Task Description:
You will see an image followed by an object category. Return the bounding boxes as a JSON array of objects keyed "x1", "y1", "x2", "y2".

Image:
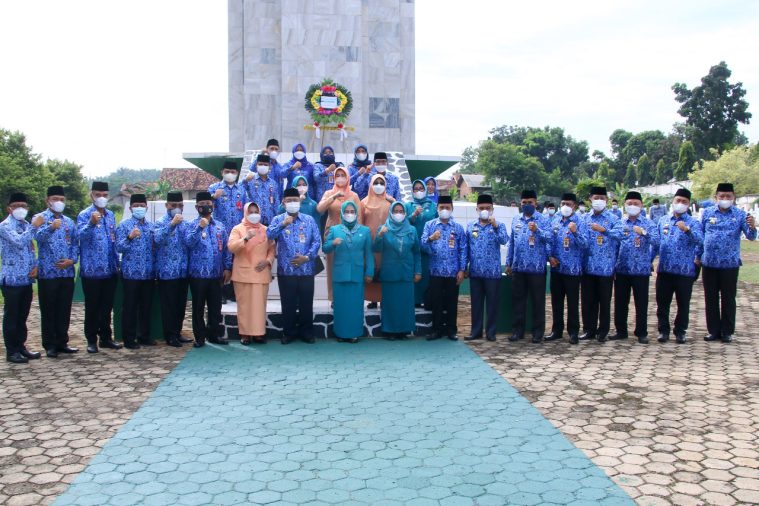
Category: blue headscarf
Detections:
[
  {"x1": 289, "y1": 143, "x2": 310, "y2": 165},
  {"x1": 352, "y1": 144, "x2": 371, "y2": 168},
  {"x1": 320, "y1": 145, "x2": 335, "y2": 165},
  {"x1": 424, "y1": 177, "x2": 439, "y2": 203}
]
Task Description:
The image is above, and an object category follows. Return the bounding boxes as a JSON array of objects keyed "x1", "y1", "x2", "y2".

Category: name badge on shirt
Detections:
[
  {"x1": 663, "y1": 225, "x2": 669, "y2": 235},
  {"x1": 634, "y1": 236, "x2": 641, "y2": 248},
  {"x1": 528, "y1": 235, "x2": 535, "y2": 247},
  {"x1": 448, "y1": 232, "x2": 455, "y2": 249},
  {"x1": 597, "y1": 235, "x2": 604, "y2": 246},
  {"x1": 710, "y1": 217, "x2": 717, "y2": 225},
  {"x1": 299, "y1": 233, "x2": 306, "y2": 243},
  {"x1": 563, "y1": 236, "x2": 570, "y2": 250}
]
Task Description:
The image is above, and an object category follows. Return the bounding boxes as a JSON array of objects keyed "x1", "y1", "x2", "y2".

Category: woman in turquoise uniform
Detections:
[
  {"x1": 373, "y1": 202, "x2": 422, "y2": 339},
  {"x1": 278, "y1": 176, "x2": 320, "y2": 223},
  {"x1": 404, "y1": 179, "x2": 438, "y2": 307},
  {"x1": 322, "y1": 201, "x2": 374, "y2": 343}
]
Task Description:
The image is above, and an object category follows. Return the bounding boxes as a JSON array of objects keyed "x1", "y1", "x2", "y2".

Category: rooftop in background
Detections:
[{"x1": 160, "y1": 167, "x2": 219, "y2": 191}]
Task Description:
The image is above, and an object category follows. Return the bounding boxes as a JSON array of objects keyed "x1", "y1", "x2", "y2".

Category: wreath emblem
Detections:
[{"x1": 304, "y1": 78, "x2": 353, "y2": 127}]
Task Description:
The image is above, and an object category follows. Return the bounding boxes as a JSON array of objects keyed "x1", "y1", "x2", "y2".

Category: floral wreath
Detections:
[{"x1": 304, "y1": 78, "x2": 353, "y2": 128}]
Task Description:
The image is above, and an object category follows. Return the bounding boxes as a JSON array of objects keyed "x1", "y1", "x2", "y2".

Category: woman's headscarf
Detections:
[
  {"x1": 291, "y1": 175, "x2": 315, "y2": 203},
  {"x1": 424, "y1": 177, "x2": 439, "y2": 202},
  {"x1": 385, "y1": 201, "x2": 415, "y2": 238},
  {"x1": 411, "y1": 179, "x2": 431, "y2": 204},
  {"x1": 333, "y1": 166, "x2": 350, "y2": 190},
  {"x1": 340, "y1": 201, "x2": 359, "y2": 233},
  {"x1": 240, "y1": 202, "x2": 268, "y2": 245},
  {"x1": 320, "y1": 145, "x2": 335, "y2": 164},
  {"x1": 362, "y1": 174, "x2": 388, "y2": 211},
  {"x1": 352, "y1": 143, "x2": 371, "y2": 168},
  {"x1": 289, "y1": 143, "x2": 310, "y2": 165}
]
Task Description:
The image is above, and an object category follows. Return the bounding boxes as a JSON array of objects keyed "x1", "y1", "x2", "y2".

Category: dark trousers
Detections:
[
  {"x1": 511, "y1": 272, "x2": 545, "y2": 337},
  {"x1": 614, "y1": 274, "x2": 649, "y2": 338},
  {"x1": 2, "y1": 284, "x2": 33, "y2": 356},
  {"x1": 189, "y1": 277, "x2": 223, "y2": 342},
  {"x1": 656, "y1": 272, "x2": 694, "y2": 334},
  {"x1": 428, "y1": 276, "x2": 460, "y2": 336},
  {"x1": 550, "y1": 272, "x2": 581, "y2": 336},
  {"x1": 581, "y1": 274, "x2": 613, "y2": 337},
  {"x1": 158, "y1": 278, "x2": 188, "y2": 341},
  {"x1": 38, "y1": 277, "x2": 75, "y2": 350},
  {"x1": 702, "y1": 266, "x2": 739, "y2": 337},
  {"x1": 470, "y1": 277, "x2": 500, "y2": 338},
  {"x1": 82, "y1": 276, "x2": 117, "y2": 344},
  {"x1": 122, "y1": 278, "x2": 155, "y2": 345},
  {"x1": 278, "y1": 275, "x2": 315, "y2": 339}
]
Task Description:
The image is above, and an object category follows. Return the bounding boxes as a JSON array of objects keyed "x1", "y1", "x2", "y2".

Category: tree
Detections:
[
  {"x1": 458, "y1": 146, "x2": 478, "y2": 174},
  {"x1": 475, "y1": 140, "x2": 544, "y2": 201},
  {"x1": 674, "y1": 140, "x2": 697, "y2": 180},
  {"x1": 103, "y1": 167, "x2": 162, "y2": 190},
  {"x1": 594, "y1": 160, "x2": 616, "y2": 185},
  {"x1": 654, "y1": 159, "x2": 668, "y2": 184},
  {"x1": 636, "y1": 153, "x2": 653, "y2": 186},
  {"x1": 673, "y1": 61, "x2": 752, "y2": 159},
  {"x1": 689, "y1": 145, "x2": 759, "y2": 200},
  {"x1": 624, "y1": 163, "x2": 637, "y2": 187},
  {"x1": 0, "y1": 129, "x2": 50, "y2": 213},
  {"x1": 543, "y1": 168, "x2": 573, "y2": 197},
  {"x1": 574, "y1": 177, "x2": 606, "y2": 201}
]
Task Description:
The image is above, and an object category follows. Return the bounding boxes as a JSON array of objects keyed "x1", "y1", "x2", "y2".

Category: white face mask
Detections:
[
  {"x1": 479, "y1": 210, "x2": 490, "y2": 220},
  {"x1": 560, "y1": 205, "x2": 573, "y2": 217},
  {"x1": 718, "y1": 199, "x2": 733, "y2": 209},
  {"x1": 285, "y1": 201, "x2": 301, "y2": 214},
  {"x1": 343, "y1": 213, "x2": 357, "y2": 223},
  {"x1": 51, "y1": 201, "x2": 66, "y2": 213},
  {"x1": 673, "y1": 202, "x2": 689, "y2": 215},
  {"x1": 247, "y1": 213, "x2": 261, "y2": 224},
  {"x1": 612, "y1": 205, "x2": 619, "y2": 210},
  {"x1": 578, "y1": 206, "x2": 586, "y2": 212},
  {"x1": 293, "y1": 151, "x2": 306, "y2": 160},
  {"x1": 11, "y1": 208, "x2": 28, "y2": 221},
  {"x1": 375, "y1": 164, "x2": 387, "y2": 173},
  {"x1": 94, "y1": 196, "x2": 109, "y2": 208},
  {"x1": 414, "y1": 191, "x2": 426, "y2": 200},
  {"x1": 438, "y1": 209, "x2": 452, "y2": 220},
  {"x1": 356, "y1": 153, "x2": 368, "y2": 162},
  {"x1": 223, "y1": 172, "x2": 237, "y2": 183},
  {"x1": 268, "y1": 150, "x2": 279, "y2": 160},
  {"x1": 335, "y1": 177, "x2": 347, "y2": 187},
  {"x1": 392, "y1": 213, "x2": 406, "y2": 223},
  {"x1": 626, "y1": 205, "x2": 641, "y2": 217},
  {"x1": 372, "y1": 184, "x2": 385, "y2": 195},
  {"x1": 591, "y1": 200, "x2": 607, "y2": 212},
  {"x1": 548, "y1": 209, "x2": 556, "y2": 216},
  {"x1": 297, "y1": 186, "x2": 308, "y2": 195},
  {"x1": 256, "y1": 165, "x2": 269, "y2": 176}
]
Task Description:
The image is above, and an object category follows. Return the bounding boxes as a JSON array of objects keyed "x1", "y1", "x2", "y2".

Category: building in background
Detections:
[{"x1": 159, "y1": 168, "x2": 220, "y2": 201}]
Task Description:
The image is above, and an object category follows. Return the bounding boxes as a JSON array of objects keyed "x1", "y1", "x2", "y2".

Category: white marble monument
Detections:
[{"x1": 228, "y1": 0, "x2": 415, "y2": 154}]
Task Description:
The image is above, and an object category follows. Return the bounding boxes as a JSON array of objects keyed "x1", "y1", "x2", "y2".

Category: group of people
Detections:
[{"x1": 1, "y1": 138, "x2": 755, "y2": 363}]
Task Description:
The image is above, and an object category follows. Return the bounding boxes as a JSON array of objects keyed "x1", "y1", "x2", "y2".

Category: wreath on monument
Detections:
[{"x1": 304, "y1": 78, "x2": 353, "y2": 128}]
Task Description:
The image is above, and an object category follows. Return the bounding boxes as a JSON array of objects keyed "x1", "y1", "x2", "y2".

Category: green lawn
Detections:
[{"x1": 738, "y1": 240, "x2": 759, "y2": 284}]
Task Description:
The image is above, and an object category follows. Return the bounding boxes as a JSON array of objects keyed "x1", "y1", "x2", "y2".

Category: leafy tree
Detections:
[
  {"x1": 654, "y1": 159, "x2": 668, "y2": 184},
  {"x1": 448, "y1": 186, "x2": 459, "y2": 201},
  {"x1": 458, "y1": 146, "x2": 478, "y2": 174},
  {"x1": 574, "y1": 177, "x2": 606, "y2": 201},
  {"x1": 46, "y1": 159, "x2": 89, "y2": 216},
  {"x1": 673, "y1": 61, "x2": 752, "y2": 159},
  {"x1": 543, "y1": 168, "x2": 573, "y2": 197},
  {"x1": 475, "y1": 141, "x2": 544, "y2": 201},
  {"x1": 103, "y1": 167, "x2": 162, "y2": 190},
  {"x1": 594, "y1": 160, "x2": 616, "y2": 185},
  {"x1": 636, "y1": 153, "x2": 653, "y2": 186},
  {"x1": 675, "y1": 140, "x2": 697, "y2": 180},
  {"x1": 689, "y1": 145, "x2": 759, "y2": 200},
  {"x1": 624, "y1": 163, "x2": 637, "y2": 187},
  {"x1": 465, "y1": 191, "x2": 479, "y2": 203},
  {"x1": 1, "y1": 129, "x2": 51, "y2": 213}
]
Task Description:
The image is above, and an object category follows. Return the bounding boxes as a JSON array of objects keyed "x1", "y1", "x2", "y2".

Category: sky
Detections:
[{"x1": 1, "y1": 0, "x2": 758, "y2": 177}]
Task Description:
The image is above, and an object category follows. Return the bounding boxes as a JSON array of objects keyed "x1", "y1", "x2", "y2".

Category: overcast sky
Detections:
[{"x1": 1, "y1": 0, "x2": 758, "y2": 177}]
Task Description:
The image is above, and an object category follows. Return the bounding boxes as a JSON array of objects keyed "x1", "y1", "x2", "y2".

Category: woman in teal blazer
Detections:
[
  {"x1": 404, "y1": 179, "x2": 438, "y2": 307},
  {"x1": 373, "y1": 201, "x2": 422, "y2": 339},
  {"x1": 322, "y1": 201, "x2": 374, "y2": 342}
]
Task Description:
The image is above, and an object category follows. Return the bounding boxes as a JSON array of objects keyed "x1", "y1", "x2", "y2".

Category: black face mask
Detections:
[
  {"x1": 197, "y1": 205, "x2": 213, "y2": 216},
  {"x1": 321, "y1": 154, "x2": 335, "y2": 165}
]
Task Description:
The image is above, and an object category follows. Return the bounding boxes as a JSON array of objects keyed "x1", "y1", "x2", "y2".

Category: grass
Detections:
[{"x1": 738, "y1": 240, "x2": 759, "y2": 283}]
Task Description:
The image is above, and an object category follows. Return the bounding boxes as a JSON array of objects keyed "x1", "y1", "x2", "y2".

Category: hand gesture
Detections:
[
  {"x1": 290, "y1": 255, "x2": 309, "y2": 267},
  {"x1": 413, "y1": 207, "x2": 422, "y2": 217},
  {"x1": 199, "y1": 218, "x2": 209, "y2": 229},
  {"x1": 327, "y1": 164, "x2": 336, "y2": 172},
  {"x1": 171, "y1": 214, "x2": 184, "y2": 226},
  {"x1": 282, "y1": 215, "x2": 294, "y2": 226},
  {"x1": 55, "y1": 259, "x2": 74, "y2": 270},
  {"x1": 568, "y1": 222, "x2": 577, "y2": 233},
  {"x1": 90, "y1": 212, "x2": 102, "y2": 225},
  {"x1": 332, "y1": 191, "x2": 344, "y2": 200},
  {"x1": 378, "y1": 226, "x2": 388, "y2": 237},
  {"x1": 488, "y1": 216, "x2": 497, "y2": 226},
  {"x1": 32, "y1": 215, "x2": 45, "y2": 228},
  {"x1": 455, "y1": 271, "x2": 465, "y2": 285},
  {"x1": 358, "y1": 166, "x2": 367, "y2": 175},
  {"x1": 676, "y1": 221, "x2": 688, "y2": 232},
  {"x1": 128, "y1": 227, "x2": 141, "y2": 240},
  {"x1": 213, "y1": 188, "x2": 224, "y2": 199},
  {"x1": 591, "y1": 223, "x2": 604, "y2": 233},
  {"x1": 748, "y1": 214, "x2": 756, "y2": 229},
  {"x1": 632, "y1": 225, "x2": 644, "y2": 235},
  {"x1": 255, "y1": 260, "x2": 270, "y2": 272},
  {"x1": 549, "y1": 257, "x2": 560, "y2": 268},
  {"x1": 364, "y1": 276, "x2": 373, "y2": 284},
  {"x1": 528, "y1": 221, "x2": 537, "y2": 232},
  {"x1": 29, "y1": 266, "x2": 37, "y2": 279},
  {"x1": 429, "y1": 230, "x2": 441, "y2": 241},
  {"x1": 413, "y1": 274, "x2": 422, "y2": 283},
  {"x1": 246, "y1": 172, "x2": 255, "y2": 182},
  {"x1": 332, "y1": 237, "x2": 343, "y2": 246},
  {"x1": 505, "y1": 266, "x2": 513, "y2": 276},
  {"x1": 292, "y1": 161, "x2": 302, "y2": 170},
  {"x1": 245, "y1": 230, "x2": 256, "y2": 240},
  {"x1": 51, "y1": 218, "x2": 62, "y2": 230},
  {"x1": 223, "y1": 270, "x2": 232, "y2": 284}
]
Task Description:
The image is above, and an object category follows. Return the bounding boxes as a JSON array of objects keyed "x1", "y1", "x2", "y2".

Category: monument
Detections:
[{"x1": 227, "y1": 0, "x2": 416, "y2": 153}]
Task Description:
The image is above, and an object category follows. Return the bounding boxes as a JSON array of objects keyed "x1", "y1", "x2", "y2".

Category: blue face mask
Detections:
[
  {"x1": 168, "y1": 207, "x2": 182, "y2": 217},
  {"x1": 522, "y1": 204, "x2": 535, "y2": 216},
  {"x1": 132, "y1": 207, "x2": 147, "y2": 220}
]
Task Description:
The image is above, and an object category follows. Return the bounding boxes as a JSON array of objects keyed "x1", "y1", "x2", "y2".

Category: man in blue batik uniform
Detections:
[
  {"x1": 465, "y1": 194, "x2": 508, "y2": 342},
  {"x1": 154, "y1": 191, "x2": 192, "y2": 347},
  {"x1": 246, "y1": 139, "x2": 285, "y2": 199},
  {"x1": 352, "y1": 152, "x2": 402, "y2": 201},
  {"x1": 267, "y1": 187, "x2": 322, "y2": 344},
  {"x1": 701, "y1": 182, "x2": 757, "y2": 343},
  {"x1": 77, "y1": 181, "x2": 122, "y2": 353},
  {"x1": 116, "y1": 193, "x2": 155, "y2": 349},
  {"x1": 610, "y1": 199, "x2": 622, "y2": 219},
  {"x1": 656, "y1": 188, "x2": 703, "y2": 344},
  {"x1": 546, "y1": 193, "x2": 587, "y2": 345},
  {"x1": 1, "y1": 192, "x2": 40, "y2": 364},
  {"x1": 243, "y1": 153, "x2": 281, "y2": 226},
  {"x1": 648, "y1": 198, "x2": 667, "y2": 223},
  {"x1": 506, "y1": 190, "x2": 551, "y2": 343},
  {"x1": 609, "y1": 191, "x2": 660, "y2": 344},
  {"x1": 580, "y1": 186, "x2": 622, "y2": 343},
  {"x1": 31, "y1": 186, "x2": 79, "y2": 357},
  {"x1": 186, "y1": 192, "x2": 232, "y2": 348}
]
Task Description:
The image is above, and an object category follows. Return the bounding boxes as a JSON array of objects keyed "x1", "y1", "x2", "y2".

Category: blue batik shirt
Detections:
[
  {"x1": 506, "y1": 212, "x2": 551, "y2": 274},
  {"x1": 77, "y1": 205, "x2": 119, "y2": 279},
  {"x1": 153, "y1": 213, "x2": 190, "y2": 280},
  {"x1": 465, "y1": 220, "x2": 508, "y2": 279},
  {"x1": 243, "y1": 175, "x2": 281, "y2": 226},
  {"x1": 208, "y1": 181, "x2": 247, "y2": 233},
  {"x1": 657, "y1": 213, "x2": 704, "y2": 277},
  {"x1": 266, "y1": 212, "x2": 321, "y2": 276},
  {"x1": 648, "y1": 205, "x2": 667, "y2": 222},
  {"x1": 610, "y1": 208, "x2": 622, "y2": 219},
  {"x1": 185, "y1": 217, "x2": 232, "y2": 279},
  {"x1": 549, "y1": 213, "x2": 588, "y2": 276},
  {"x1": 116, "y1": 217, "x2": 155, "y2": 280},
  {"x1": 701, "y1": 205, "x2": 758, "y2": 269},
  {"x1": 420, "y1": 218, "x2": 468, "y2": 277},
  {"x1": 612, "y1": 215, "x2": 659, "y2": 276},
  {"x1": 582, "y1": 210, "x2": 621, "y2": 277},
  {"x1": 353, "y1": 169, "x2": 402, "y2": 201},
  {"x1": 248, "y1": 160, "x2": 284, "y2": 199},
  {"x1": 313, "y1": 162, "x2": 346, "y2": 204},
  {"x1": 33, "y1": 209, "x2": 79, "y2": 280},
  {"x1": 0, "y1": 215, "x2": 37, "y2": 286}
]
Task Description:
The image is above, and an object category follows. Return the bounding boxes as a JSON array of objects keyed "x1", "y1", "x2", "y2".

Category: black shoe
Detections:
[
  {"x1": 721, "y1": 335, "x2": 733, "y2": 343},
  {"x1": 704, "y1": 334, "x2": 720, "y2": 342},
  {"x1": 638, "y1": 336, "x2": 649, "y2": 344},
  {"x1": 675, "y1": 333, "x2": 687, "y2": 344},
  {"x1": 177, "y1": 336, "x2": 193, "y2": 344},
  {"x1": 569, "y1": 334, "x2": 579, "y2": 345},
  {"x1": 544, "y1": 332, "x2": 562, "y2": 342},
  {"x1": 348, "y1": 338, "x2": 359, "y2": 344},
  {"x1": 281, "y1": 336, "x2": 293, "y2": 345},
  {"x1": 138, "y1": 339, "x2": 158, "y2": 346},
  {"x1": 46, "y1": 348, "x2": 59, "y2": 358},
  {"x1": 657, "y1": 333, "x2": 670, "y2": 343},
  {"x1": 302, "y1": 337, "x2": 316, "y2": 344},
  {"x1": 426, "y1": 333, "x2": 443, "y2": 341},
  {"x1": 447, "y1": 335, "x2": 458, "y2": 341},
  {"x1": 124, "y1": 342, "x2": 141, "y2": 350},
  {"x1": 384, "y1": 336, "x2": 397, "y2": 341},
  {"x1": 367, "y1": 302, "x2": 378, "y2": 309},
  {"x1": 208, "y1": 336, "x2": 229, "y2": 345},
  {"x1": 86, "y1": 344, "x2": 99, "y2": 353},
  {"x1": 100, "y1": 340, "x2": 122, "y2": 350},
  {"x1": 166, "y1": 339, "x2": 182, "y2": 348},
  {"x1": 531, "y1": 335, "x2": 543, "y2": 344},
  {"x1": 20, "y1": 348, "x2": 41, "y2": 360},
  {"x1": 597, "y1": 333, "x2": 607, "y2": 343},
  {"x1": 193, "y1": 339, "x2": 205, "y2": 348},
  {"x1": 578, "y1": 332, "x2": 594, "y2": 341},
  {"x1": 465, "y1": 335, "x2": 482, "y2": 341},
  {"x1": 486, "y1": 335, "x2": 497, "y2": 342},
  {"x1": 57, "y1": 346, "x2": 78, "y2": 354},
  {"x1": 6, "y1": 352, "x2": 28, "y2": 364},
  {"x1": 608, "y1": 333, "x2": 628, "y2": 341},
  {"x1": 508, "y1": 334, "x2": 524, "y2": 342}
]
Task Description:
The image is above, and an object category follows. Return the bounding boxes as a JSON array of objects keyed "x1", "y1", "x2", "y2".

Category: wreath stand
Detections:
[{"x1": 305, "y1": 124, "x2": 356, "y2": 153}]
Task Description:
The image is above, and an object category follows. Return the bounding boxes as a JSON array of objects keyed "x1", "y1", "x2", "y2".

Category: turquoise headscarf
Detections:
[
  {"x1": 292, "y1": 175, "x2": 315, "y2": 202},
  {"x1": 411, "y1": 179, "x2": 431, "y2": 204},
  {"x1": 385, "y1": 201, "x2": 415, "y2": 238},
  {"x1": 340, "y1": 200, "x2": 359, "y2": 233}
]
